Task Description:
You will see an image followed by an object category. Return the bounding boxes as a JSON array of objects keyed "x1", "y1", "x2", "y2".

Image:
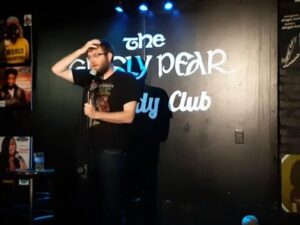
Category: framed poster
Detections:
[
  {"x1": 0, "y1": 14, "x2": 32, "y2": 109},
  {"x1": 0, "y1": 136, "x2": 32, "y2": 172},
  {"x1": 0, "y1": 66, "x2": 32, "y2": 108}
]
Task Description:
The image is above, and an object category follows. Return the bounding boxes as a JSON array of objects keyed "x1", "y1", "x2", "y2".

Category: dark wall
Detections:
[
  {"x1": 1, "y1": 0, "x2": 278, "y2": 218},
  {"x1": 149, "y1": 1, "x2": 278, "y2": 205}
]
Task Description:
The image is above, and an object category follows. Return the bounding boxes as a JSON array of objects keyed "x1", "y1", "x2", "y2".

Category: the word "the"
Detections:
[{"x1": 123, "y1": 33, "x2": 166, "y2": 51}]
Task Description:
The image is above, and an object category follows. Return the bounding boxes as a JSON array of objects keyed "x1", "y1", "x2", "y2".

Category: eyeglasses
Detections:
[{"x1": 87, "y1": 52, "x2": 107, "y2": 59}]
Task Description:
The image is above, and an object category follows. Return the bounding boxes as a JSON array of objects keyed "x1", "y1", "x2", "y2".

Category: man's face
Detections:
[
  {"x1": 7, "y1": 24, "x2": 20, "y2": 43},
  {"x1": 6, "y1": 74, "x2": 17, "y2": 87},
  {"x1": 87, "y1": 47, "x2": 110, "y2": 76}
]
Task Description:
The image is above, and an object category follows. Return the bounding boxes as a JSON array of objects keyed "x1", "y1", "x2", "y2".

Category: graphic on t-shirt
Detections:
[{"x1": 89, "y1": 79, "x2": 114, "y2": 112}]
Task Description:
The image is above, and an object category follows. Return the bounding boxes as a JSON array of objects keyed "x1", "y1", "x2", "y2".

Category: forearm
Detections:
[
  {"x1": 93, "y1": 111, "x2": 135, "y2": 124},
  {"x1": 51, "y1": 49, "x2": 83, "y2": 76},
  {"x1": 51, "y1": 39, "x2": 101, "y2": 82},
  {"x1": 85, "y1": 100, "x2": 137, "y2": 124}
]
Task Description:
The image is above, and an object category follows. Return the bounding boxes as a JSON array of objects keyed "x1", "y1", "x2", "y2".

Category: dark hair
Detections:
[
  {"x1": 0, "y1": 137, "x2": 19, "y2": 171},
  {"x1": 100, "y1": 40, "x2": 115, "y2": 60},
  {"x1": 4, "y1": 68, "x2": 18, "y2": 79}
]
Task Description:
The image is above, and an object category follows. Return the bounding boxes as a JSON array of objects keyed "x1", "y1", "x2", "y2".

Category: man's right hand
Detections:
[{"x1": 79, "y1": 39, "x2": 101, "y2": 55}]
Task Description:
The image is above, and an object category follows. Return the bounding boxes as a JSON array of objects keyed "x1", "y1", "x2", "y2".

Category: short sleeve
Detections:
[
  {"x1": 121, "y1": 73, "x2": 140, "y2": 105},
  {"x1": 72, "y1": 69, "x2": 92, "y2": 87}
]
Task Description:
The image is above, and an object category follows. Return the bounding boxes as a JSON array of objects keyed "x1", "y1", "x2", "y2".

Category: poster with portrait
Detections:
[
  {"x1": 0, "y1": 66, "x2": 32, "y2": 108},
  {"x1": 0, "y1": 14, "x2": 32, "y2": 110},
  {"x1": 0, "y1": 136, "x2": 32, "y2": 172}
]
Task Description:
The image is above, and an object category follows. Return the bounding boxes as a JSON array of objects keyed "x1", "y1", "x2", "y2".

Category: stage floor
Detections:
[
  {"x1": 125, "y1": 200, "x2": 300, "y2": 225},
  {"x1": 1, "y1": 200, "x2": 299, "y2": 225}
]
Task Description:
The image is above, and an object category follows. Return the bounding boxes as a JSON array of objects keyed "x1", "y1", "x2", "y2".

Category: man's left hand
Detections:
[{"x1": 84, "y1": 103, "x2": 96, "y2": 119}]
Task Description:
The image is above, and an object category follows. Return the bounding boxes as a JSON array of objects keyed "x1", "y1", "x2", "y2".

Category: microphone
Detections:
[
  {"x1": 90, "y1": 69, "x2": 103, "y2": 78},
  {"x1": 90, "y1": 69, "x2": 97, "y2": 76}
]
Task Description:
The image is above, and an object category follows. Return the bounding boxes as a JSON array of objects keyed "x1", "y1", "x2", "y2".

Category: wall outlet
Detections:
[{"x1": 235, "y1": 129, "x2": 244, "y2": 144}]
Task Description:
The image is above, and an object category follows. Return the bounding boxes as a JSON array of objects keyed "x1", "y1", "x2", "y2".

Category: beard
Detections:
[{"x1": 94, "y1": 63, "x2": 110, "y2": 77}]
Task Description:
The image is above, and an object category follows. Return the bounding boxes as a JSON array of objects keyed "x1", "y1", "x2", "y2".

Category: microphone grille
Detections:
[{"x1": 90, "y1": 69, "x2": 97, "y2": 76}]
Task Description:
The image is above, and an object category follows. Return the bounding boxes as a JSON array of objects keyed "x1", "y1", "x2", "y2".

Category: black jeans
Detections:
[{"x1": 88, "y1": 149, "x2": 125, "y2": 225}]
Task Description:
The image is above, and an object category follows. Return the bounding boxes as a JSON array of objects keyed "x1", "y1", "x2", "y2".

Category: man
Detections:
[
  {"x1": 4, "y1": 16, "x2": 30, "y2": 64},
  {"x1": 51, "y1": 39, "x2": 139, "y2": 225},
  {"x1": 0, "y1": 67, "x2": 26, "y2": 108}
]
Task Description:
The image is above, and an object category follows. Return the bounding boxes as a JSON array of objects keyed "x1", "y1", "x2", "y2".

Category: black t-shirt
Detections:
[{"x1": 72, "y1": 69, "x2": 139, "y2": 150}]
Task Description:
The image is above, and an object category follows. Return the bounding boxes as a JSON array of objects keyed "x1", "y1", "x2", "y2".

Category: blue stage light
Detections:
[
  {"x1": 115, "y1": 6, "x2": 124, "y2": 13},
  {"x1": 164, "y1": 1, "x2": 174, "y2": 11},
  {"x1": 139, "y1": 3, "x2": 148, "y2": 12}
]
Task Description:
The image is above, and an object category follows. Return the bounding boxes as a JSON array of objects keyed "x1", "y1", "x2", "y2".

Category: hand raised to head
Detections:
[{"x1": 79, "y1": 39, "x2": 101, "y2": 55}]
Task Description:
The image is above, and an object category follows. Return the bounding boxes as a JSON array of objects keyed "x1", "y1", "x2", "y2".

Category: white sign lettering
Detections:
[
  {"x1": 69, "y1": 33, "x2": 233, "y2": 114},
  {"x1": 123, "y1": 32, "x2": 166, "y2": 51},
  {"x1": 169, "y1": 90, "x2": 211, "y2": 112},
  {"x1": 157, "y1": 50, "x2": 230, "y2": 77}
]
